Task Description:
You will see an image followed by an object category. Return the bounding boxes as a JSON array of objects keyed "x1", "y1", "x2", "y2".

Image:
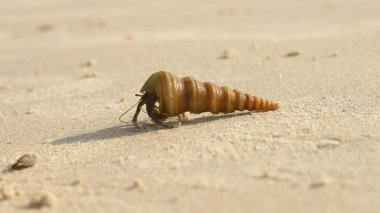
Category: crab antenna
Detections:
[{"x1": 119, "y1": 99, "x2": 142, "y2": 123}]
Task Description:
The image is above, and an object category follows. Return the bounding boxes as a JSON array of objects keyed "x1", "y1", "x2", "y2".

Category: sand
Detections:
[{"x1": 1, "y1": 0, "x2": 380, "y2": 212}]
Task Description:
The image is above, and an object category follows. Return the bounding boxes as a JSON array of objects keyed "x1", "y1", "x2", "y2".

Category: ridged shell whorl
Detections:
[{"x1": 141, "y1": 71, "x2": 279, "y2": 117}]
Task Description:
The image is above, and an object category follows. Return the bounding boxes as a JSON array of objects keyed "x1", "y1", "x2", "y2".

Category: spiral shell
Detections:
[{"x1": 141, "y1": 71, "x2": 279, "y2": 117}]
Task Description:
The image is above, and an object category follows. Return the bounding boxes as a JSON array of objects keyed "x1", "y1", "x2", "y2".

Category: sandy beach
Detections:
[{"x1": 1, "y1": 0, "x2": 380, "y2": 212}]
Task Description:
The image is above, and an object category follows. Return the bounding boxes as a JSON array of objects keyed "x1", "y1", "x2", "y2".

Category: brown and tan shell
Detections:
[{"x1": 140, "y1": 71, "x2": 279, "y2": 117}]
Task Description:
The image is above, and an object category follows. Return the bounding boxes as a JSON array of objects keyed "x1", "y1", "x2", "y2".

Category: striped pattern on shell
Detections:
[{"x1": 140, "y1": 71, "x2": 279, "y2": 117}]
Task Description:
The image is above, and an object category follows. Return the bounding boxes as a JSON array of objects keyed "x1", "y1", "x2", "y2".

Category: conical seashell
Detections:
[{"x1": 140, "y1": 71, "x2": 279, "y2": 117}]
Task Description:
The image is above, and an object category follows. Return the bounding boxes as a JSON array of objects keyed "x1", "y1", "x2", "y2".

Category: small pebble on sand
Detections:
[
  {"x1": 71, "y1": 178, "x2": 84, "y2": 186},
  {"x1": 254, "y1": 171, "x2": 281, "y2": 181},
  {"x1": 117, "y1": 97, "x2": 126, "y2": 103},
  {"x1": 309, "y1": 177, "x2": 332, "y2": 189},
  {"x1": 28, "y1": 193, "x2": 57, "y2": 208},
  {"x1": 317, "y1": 139, "x2": 341, "y2": 149},
  {"x1": 284, "y1": 51, "x2": 301, "y2": 57},
  {"x1": 11, "y1": 154, "x2": 37, "y2": 170},
  {"x1": 36, "y1": 24, "x2": 55, "y2": 33},
  {"x1": 79, "y1": 72, "x2": 98, "y2": 79},
  {"x1": 79, "y1": 59, "x2": 97, "y2": 68},
  {"x1": 25, "y1": 108, "x2": 37, "y2": 115},
  {"x1": 127, "y1": 179, "x2": 146, "y2": 192},
  {"x1": 328, "y1": 52, "x2": 338, "y2": 57},
  {"x1": 219, "y1": 49, "x2": 237, "y2": 59}
]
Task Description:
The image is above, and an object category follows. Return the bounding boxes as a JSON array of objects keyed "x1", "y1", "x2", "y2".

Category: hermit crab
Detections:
[{"x1": 122, "y1": 71, "x2": 280, "y2": 128}]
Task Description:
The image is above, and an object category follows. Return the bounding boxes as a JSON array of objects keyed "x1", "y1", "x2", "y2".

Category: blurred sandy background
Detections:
[{"x1": 1, "y1": 0, "x2": 380, "y2": 212}]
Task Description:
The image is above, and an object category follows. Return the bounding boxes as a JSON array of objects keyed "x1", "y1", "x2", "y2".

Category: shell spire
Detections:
[{"x1": 221, "y1": 88, "x2": 280, "y2": 113}]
